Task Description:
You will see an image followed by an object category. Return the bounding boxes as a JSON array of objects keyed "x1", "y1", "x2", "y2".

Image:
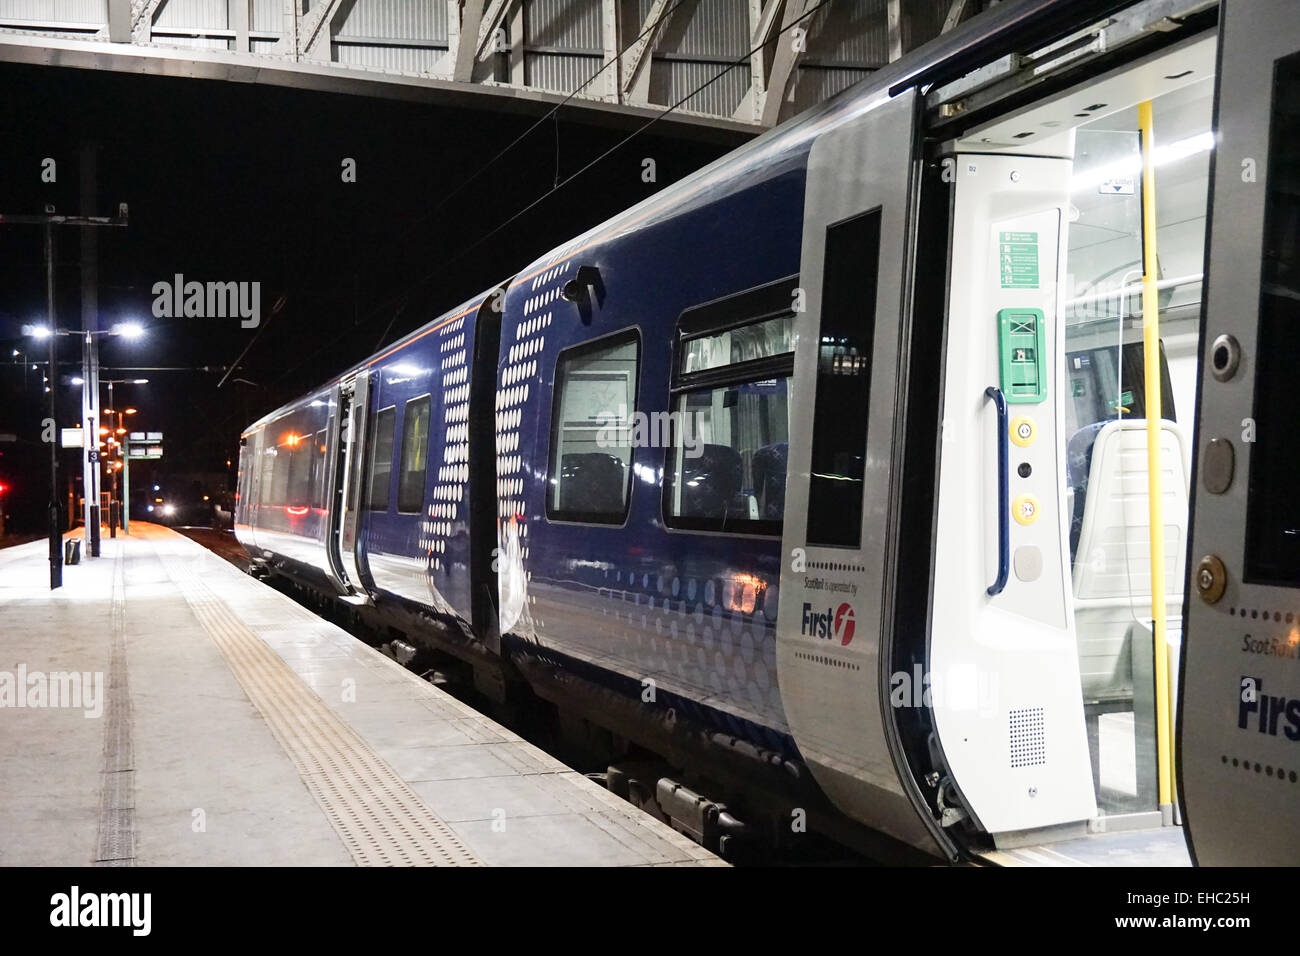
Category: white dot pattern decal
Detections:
[
  {"x1": 496, "y1": 259, "x2": 572, "y2": 637},
  {"x1": 419, "y1": 316, "x2": 469, "y2": 571}
]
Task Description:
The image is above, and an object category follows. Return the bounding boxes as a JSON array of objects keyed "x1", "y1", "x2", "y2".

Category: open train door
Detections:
[
  {"x1": 776, "y1": 86, "x2": 943, "y2": 855},
  {"x1": 330, "y1": 368, "x2": 376, "y2": 602},
  {"x1": 1180, "y1": 0, "x2": 1300, "y2": 866}
]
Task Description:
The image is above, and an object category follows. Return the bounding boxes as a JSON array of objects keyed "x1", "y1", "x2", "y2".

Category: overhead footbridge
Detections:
[{"x1": 0, "y1": 0, "x2": 978, "y2": 135}]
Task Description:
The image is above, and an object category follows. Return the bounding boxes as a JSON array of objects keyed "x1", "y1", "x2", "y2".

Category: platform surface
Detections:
[
  {"x1": 983, "y1": 823, "x2": 1192, "y2": 867},
  {"x1": 0, "y1": 524, "x2": 724, "y2": 867}
]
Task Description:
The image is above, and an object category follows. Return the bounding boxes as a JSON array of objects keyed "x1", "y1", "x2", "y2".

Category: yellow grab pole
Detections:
[{"x1": 1138, "y1": 99, "x2": 1174, "y2": 816}]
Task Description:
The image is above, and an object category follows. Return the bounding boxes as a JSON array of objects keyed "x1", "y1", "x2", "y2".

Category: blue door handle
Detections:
[{"x1": 985, "y1": 386, "x2": 1010, "y2": 596}]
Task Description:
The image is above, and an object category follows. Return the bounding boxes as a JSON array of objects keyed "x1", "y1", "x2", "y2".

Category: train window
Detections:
[
  {"x1": 680, "y1": 314, "x2": 794, "y2": 374},
  {"x1": 806, "y1": 210, "x2": 881, "y2": 548},
  {"x1": 269, "y1": 429, "x2": 295, "y2": 506},
  {"x1": 312, "y1": 429, "x2": 328, "y2": 510},
  {"x1": 1064, "y1": 341, "x2": 1176, "y2": 436},
  {"x1": 546, "y1": 330, "x2": 640, "y2": 524},
  {"x1": 368, "y1": 406, "x2": 396, "y2": 511},
  {"x1": 664, "y1": 276, "x2": 796, "y2": 535},
  {"x1": 1245, "y1": 50, "x2": 1300, "y2": 587},
  {"x1": 397, "y1": 395, "x2": 431, "y2": 514},
  {"x1": 287, "y1": 432, "x2": 313, "y2": 507}
]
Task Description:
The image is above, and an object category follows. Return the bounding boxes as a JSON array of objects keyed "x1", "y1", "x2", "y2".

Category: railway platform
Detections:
[{"x1": 0, "y1": 523, "x2": 724, "y2": 867}]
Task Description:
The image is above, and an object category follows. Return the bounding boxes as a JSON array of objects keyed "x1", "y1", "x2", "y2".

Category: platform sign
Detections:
[
  {"x1": 1098, "y1": 173, "x2": 1135, "y2": 195},
  {"x1": 60, "y1": 427, "x2": 84, "y2": 448},
  {"x1": 126, "y1": 431, "x2": 163, "y2": 460}
]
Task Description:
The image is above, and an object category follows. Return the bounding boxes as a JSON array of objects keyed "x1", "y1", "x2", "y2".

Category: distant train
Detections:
[{"x1": 238, "y1": 0, "x2": 1300, "y2": 864}]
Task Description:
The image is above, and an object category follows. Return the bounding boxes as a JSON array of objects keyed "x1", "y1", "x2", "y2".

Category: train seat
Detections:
[
  {"x1": 681, "y1": 443, "x2": 749, "y2": 519},
  {"x1": 558, "y1": 453, "x2": 627, "y2": 514},
  {"x1": 751, "y1": 441, "x2": 788, "y2": 519},
  {"x1": 1069, "y1": 419, "x2": 1190, "y2": 704}
]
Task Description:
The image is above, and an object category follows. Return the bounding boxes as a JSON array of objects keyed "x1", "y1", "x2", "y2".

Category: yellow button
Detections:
[
  {"x1": 1012, "y1": 494, "x2": 1041, "y2": 526},
  {"x1": 1010, "y1": 416, "x2": 1037, "y2": 447}
]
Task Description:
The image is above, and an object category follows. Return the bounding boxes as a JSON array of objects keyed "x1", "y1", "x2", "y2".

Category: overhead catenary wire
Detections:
[{"x1": 218, "y1": 0, "x2": 691, "y2": 402}]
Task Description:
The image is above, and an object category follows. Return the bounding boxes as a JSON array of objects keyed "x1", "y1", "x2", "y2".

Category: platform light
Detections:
[
  {"x1": 23, "y1": 324, "x2": 51, "y2": 339},
  {"x1": 162, "y1": 504, "x2": 175, "y2": 516},
  {"x1": 112, "y1": 321, "x2": 144, "y2": 340},
  {"x1": 70, "y1": 376, "x2": 84, "y2": 385}
]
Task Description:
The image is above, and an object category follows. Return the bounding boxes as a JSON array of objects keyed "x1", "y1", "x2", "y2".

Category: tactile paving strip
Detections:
[
  {"x1": 95, "y1": 537, "x2": 136, "y2": 866},
  {"x1": 156, "y1": 540, "x2": 482, "y2": 866}
]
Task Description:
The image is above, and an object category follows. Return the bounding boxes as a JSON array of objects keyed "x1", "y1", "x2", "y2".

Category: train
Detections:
[{"x1": 237, "y1": 0, "x2": 1300, "y2": 865}]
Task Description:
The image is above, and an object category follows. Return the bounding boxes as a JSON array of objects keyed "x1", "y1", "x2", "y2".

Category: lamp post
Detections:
[
  {"x1": 3, "y1": 202, "x2": 128, "y2": 589},
  {"x1": 100, "y1": 387, "x2": 143, "y2": 535},
  {"x1": 28, "y1": 322, "x2": 144, "y2": 561}
]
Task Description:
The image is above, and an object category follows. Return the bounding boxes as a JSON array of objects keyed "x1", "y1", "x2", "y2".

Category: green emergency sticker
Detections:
[{"x1": 999, "y1": 231, "x2": 1040, "y2": 289}]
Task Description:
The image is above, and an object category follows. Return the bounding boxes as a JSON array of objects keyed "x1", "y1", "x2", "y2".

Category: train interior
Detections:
[{"x1": 931, "y1": 32, "x2": 1214, "y2": 864}]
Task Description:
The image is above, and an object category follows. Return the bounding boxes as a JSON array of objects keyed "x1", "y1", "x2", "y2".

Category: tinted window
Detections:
[
  {"x1": 680, "y1": 314, "x2": 794, "y2": 373},
  {"x1": 807, "y1": 209, "x2": 880, "y2": 548},
  {"x1": 398, "y1": 396, "x2": 431, "y2": 514},
  {"x1": 312, "y1": 429, "x2": 328, "y2": 510},
  {"x1": 368, "y1": 406, "x2": 396, "y2": 511},
  {"x1": 547, "y1": 331, "x2": 640, "y2": 524},
  {"x1": 287, "y1": 432, "x2": 313, "y2": 508},
  {"x1": 664, "y1": 276, "x2": 796, "y2": 535},
  {"x1": 1245, "y1": 51, "x2": 1300, "y2": 586}
]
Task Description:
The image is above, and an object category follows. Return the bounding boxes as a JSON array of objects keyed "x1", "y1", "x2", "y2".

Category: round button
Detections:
[
  {"x1": 1010, "y1": 416, "x2": 1037, "y2": 447},
  {"x1": 1012, "y1": 494, "x2": 1040, "y2": 526},
  {"x1": 1195, "y1": 554, "x2": 1227, "y2": 604}
]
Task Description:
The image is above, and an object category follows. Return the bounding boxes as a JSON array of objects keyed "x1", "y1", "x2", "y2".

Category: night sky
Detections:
[{"x1": 0, "y1": 62, "x2": 743, "y2": 531}]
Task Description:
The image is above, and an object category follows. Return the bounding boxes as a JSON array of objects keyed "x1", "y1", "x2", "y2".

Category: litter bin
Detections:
[{"x1": 63, "y1": 538, "x2": 81, "y2": 565}]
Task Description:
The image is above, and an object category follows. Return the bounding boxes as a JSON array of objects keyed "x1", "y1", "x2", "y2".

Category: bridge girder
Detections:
[{"x1": 1, "y1": 0, "x2": 979, "y2": 131}]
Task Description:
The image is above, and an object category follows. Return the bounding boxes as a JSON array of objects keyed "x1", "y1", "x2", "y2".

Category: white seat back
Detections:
[{"x1": 1072, "y1": 419, "x2": 1190, "y2": 701}]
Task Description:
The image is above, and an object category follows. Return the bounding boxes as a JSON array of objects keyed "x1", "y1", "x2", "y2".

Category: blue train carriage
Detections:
[
  {"x1": 236, "y1": 385, "x2": 336, "y2": 581},
  {"x1": 494, "y1": 145, "x2": 808, "y2": 761}
]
